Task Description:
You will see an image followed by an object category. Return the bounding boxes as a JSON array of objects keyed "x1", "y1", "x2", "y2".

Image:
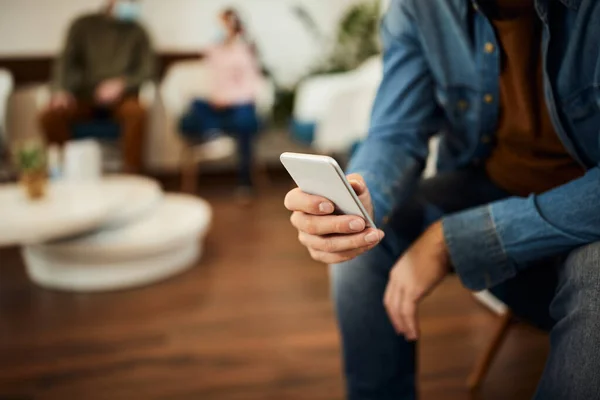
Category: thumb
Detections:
[{"x1": 347, "y1": 174, "x2": 367, "y2": 195}]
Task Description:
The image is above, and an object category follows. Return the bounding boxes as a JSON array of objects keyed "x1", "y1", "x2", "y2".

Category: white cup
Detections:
[{"x1": 63, "y1": 139, "x2": 102, "y2": 182}]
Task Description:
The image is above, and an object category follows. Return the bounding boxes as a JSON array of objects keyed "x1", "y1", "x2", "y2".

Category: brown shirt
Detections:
[
  {"x1": 484, "y1": 0, "x2": 583, "y2": 196},
  {"x1": 53, "y1": 13, "x2": 156, "y2": 98}
]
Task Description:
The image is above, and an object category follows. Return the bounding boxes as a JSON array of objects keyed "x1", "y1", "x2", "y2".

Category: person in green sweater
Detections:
[{"x1": 40, "y1": 0, "x2": 155, "y2": 173}]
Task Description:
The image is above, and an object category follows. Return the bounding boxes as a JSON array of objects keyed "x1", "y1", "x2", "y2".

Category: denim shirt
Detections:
[{"x1": 347, "y1": 0, "x2": 600, "y2": 291}]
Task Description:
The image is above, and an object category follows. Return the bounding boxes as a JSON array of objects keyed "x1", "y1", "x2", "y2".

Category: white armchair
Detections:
[
  {"x1": 292, "y1": 56, "x2": 383, "y2": 151},
  {"x1": 160, "y1": 59, "x2": 276, "y2": 193},
  {"x1": 314, "y1": 57, "x2": 383, "y2": 154},
  {"x1": 0, "y1": 69, "x2": 14, "y2": 181},
  {"x1": 0, "y1": 69, "x2": 14, "y2": 143}
]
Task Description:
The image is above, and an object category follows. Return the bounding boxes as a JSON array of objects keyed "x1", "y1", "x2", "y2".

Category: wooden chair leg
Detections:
[
  {"x1": 181, "y1": 147, "x2": 199, "y2": 195},
  {"x1": 467, "y1": 311, "x2": 514, "y2": 391}
]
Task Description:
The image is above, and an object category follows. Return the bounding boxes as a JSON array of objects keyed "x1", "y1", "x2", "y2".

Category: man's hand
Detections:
[
  {"x1": 384, "y1": 221, "x2": 451, "y2": 341},
  {"x1": 95, "y1": 78, "x2": 125, "y2": 105},
  {"x1": 285, "y1": 173, "x2": 385, "y2": 264},
  {"x1": 49, "y1": 91, "x2": 75, "y2": 110}
]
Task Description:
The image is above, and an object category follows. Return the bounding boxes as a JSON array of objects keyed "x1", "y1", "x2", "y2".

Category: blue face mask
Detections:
[
  {"x1": 213, "y1": 25, "x2": 228, "y2": 44},
  {"x1": 114, "y1": 1, "x2": 141, "y2": 22}
]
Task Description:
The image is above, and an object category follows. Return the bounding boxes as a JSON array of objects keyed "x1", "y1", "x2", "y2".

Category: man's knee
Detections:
[
  {"x1": 330, "y1": 243, "x2": 396, "y2": 315},
  {"x1": 538, "y1": 242, "x2": 600, "y2": 399},
  {"x1": 39, "y1": 106, "x2": 76, "y2": 144},
  {"x1": 554, "y1": 241, "x2": 600, "y2": 318},
  {"x1": 179, "y1": 112, "x2": 200, "y2": 136},
  {"x1": 230, "y1": 108, "x2": 259, "y2": 135},
  {"x1": 39, "y1": 107, "x2": 68, "y2": 130},
  {"x1": 117, "y1": 99, "x2": 146, "y2": 122},
  {"x1": 563, "y1": 242, "x2": 600, "y2": 290},
  {"x1": 331, "y1": 256, "x2": 375, "y2": 307}
]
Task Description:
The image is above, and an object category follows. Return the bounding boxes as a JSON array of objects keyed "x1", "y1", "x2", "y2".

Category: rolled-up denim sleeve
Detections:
[
  {"x1": 443, "y1": 167, "x2": 600, "y2": 291},
  {"x1": 347, "y1": 0, "x2": 444, "y2": 227}
]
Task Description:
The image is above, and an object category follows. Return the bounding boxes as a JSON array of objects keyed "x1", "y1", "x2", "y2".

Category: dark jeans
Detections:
[
  {"x1": 331, "y1": 168, "x2": 600, "y2": 399},
  {"x1": 179, "y1": 100, "x2": 259, "y2": 187}
]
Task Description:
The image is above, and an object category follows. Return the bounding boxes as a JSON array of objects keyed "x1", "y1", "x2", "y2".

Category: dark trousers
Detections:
[{"x1": 179, "y1": 100, "x2": 259, "y2": 187}]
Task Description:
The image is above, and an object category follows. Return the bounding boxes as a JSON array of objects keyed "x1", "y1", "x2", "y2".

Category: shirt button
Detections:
[
  {"x1": 483, "y1": 94, "x2": 494, "y2": 104},
  {"x1": 382, "y1": 216, "x2": 390, "y2": 224},
  {"x1": 484, "y1": 42, "x2": 495, "y2": 54},
  {"x1": 457, "y1": 100, "x2": 469, "y2": 111},
  {"x1": 473, "y1": 2, "x2": 479, "y2": 11},
  {"x1": 481, "y1": 135, "x2": 491, "y2": 144}
]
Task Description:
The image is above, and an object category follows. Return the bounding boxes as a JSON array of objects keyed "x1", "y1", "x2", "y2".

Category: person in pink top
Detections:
[{"x1": 180, "y1": 8, "x2": 262, "y2": 194}]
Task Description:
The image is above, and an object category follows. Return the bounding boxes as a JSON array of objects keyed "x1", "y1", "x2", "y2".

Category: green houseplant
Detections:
[
  {"x1": 274, "y1": 1, "x2": 381, "y2": 125},
  {"x1": 14, "y1": 139, "x2": 48, "y2": 200},
  {"x1": 319, "y1": 0, "x2": 381, "y2": 74}
]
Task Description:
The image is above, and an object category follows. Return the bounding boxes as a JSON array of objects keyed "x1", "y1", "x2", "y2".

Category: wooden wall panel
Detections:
[{"x1": 0, "y1": 52, "x2": 203, "y2": 87}]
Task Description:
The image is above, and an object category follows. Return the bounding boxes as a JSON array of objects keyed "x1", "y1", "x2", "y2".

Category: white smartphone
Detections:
[{"x1": 280, "y1": 152, "x2": 376, "y2": 228}]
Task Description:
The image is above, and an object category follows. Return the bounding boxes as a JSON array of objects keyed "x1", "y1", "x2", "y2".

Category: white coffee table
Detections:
[
  {"x1": 0, "y1": 175, "x2": 162, "y2": 247},
  {"x1": 97, "y1": 174, "x2": 163, "y2": 228},
  {"x1": 22, "y1": 194, "x2": 212, "y2": 292}
]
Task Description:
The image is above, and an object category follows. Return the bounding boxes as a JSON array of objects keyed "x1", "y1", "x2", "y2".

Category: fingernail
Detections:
[
  {"x1": 319, "y1": 202, "x2": 334, "y2": 213},
  {"x1": 365, "y1": 231, "x2": 379, "y2": 243},
  {"x1": 349, "y1": 219, "x2": 364, "y2": 232},
  {"x1": 349, "y1": 179, "x2": 364, "y2": 191}
]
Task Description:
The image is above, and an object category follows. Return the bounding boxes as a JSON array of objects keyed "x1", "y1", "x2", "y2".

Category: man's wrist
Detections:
[
  {"x1": 442, "y1": 205, "x2": 515, "y2": 291},
  {"x1": 429, "y1": 220, "x2": 451, "y2": 271}
]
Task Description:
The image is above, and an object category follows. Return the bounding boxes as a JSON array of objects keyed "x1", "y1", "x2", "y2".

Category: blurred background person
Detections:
[
  {"x1": 179, "y1": 8, "x2": 262, "y2": 198},
  {"x1": 39, "y1": 0, "x2": 155, "y2": 174}
]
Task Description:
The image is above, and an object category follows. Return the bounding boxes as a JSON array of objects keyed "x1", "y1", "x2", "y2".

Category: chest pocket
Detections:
[
  {"x1": 562, "y1": 86, "x2": 600, "y2": 164},
  {"x1": 434, "y1": 86, "x2": 480, "y2": 159},
  {"x1": 434, "y1": 86, "x2": 479, "y2": 132}
]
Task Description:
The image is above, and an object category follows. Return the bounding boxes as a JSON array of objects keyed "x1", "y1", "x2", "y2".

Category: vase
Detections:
[{"x1": 20, "y1": 170, "x2": 48, "y2": 200}]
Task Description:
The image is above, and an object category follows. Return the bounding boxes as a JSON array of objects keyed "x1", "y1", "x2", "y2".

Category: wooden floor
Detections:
[{"x1": 0, "y1": 176, "x2": 549, "y2": 400}]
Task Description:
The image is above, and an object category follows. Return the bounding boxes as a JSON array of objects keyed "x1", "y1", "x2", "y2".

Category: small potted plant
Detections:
[{"x1": 14, "y1": 139, "x2": 48, "y2": 200}]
